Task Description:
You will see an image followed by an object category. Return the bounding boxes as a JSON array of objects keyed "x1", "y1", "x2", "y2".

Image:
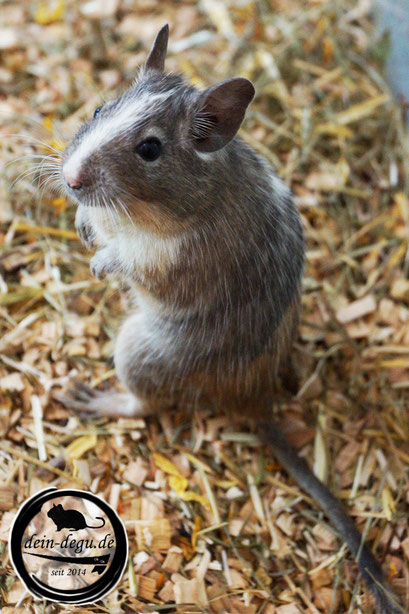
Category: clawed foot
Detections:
[
  {"x1": 90, "y1": 245, "x2": 119, "y2": 279},
  {"x1": 54, "y1": 381, "x2": 104, "y2": 415},
  {"x1": 54, "y1": 381, "x2": 150, "y2": 418}
]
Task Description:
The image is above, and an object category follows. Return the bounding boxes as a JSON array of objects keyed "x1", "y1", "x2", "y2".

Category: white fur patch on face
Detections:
[{"x1": 62, "y1": 90, "x2": 173, "y2": 183}]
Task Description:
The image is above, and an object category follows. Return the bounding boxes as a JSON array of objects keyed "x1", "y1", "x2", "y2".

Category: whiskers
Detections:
[
  {"x1": 5, "y1": 131, "x2": 136, "y2": 236},
  {"x1": 116, "y1": 189, "x2": 137, "y2": 228},
  {"x1": 96, "y1": 186, "x2": 137, "y2": 234},
  {"x1": 5, "y1": 133, "x2": 64, "y2": 202}
]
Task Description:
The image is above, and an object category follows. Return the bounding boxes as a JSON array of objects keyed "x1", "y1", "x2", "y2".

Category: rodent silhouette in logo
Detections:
[{"x1": 47, "y1": 503, "x2": 106, "y2": 531}]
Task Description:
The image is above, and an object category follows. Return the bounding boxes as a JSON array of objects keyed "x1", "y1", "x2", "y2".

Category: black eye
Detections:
[
  {"x1": 136, "y1": 138, "x2": 162, "y2": 161},
  {"x1": 93, "y1": 106, "x2": 102, "y2": 118}
]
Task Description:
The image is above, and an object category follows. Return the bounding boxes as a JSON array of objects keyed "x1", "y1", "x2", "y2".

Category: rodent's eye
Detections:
[
  {"x1": 93, "y1": 106, "x2": 103, "y2": 119},
  {"x1": 136, "y1": 138, "x2": 162, "y2": 162}
]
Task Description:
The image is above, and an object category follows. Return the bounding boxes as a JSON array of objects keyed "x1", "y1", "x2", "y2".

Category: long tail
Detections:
[
  {"x1": 86, "y1": 516, "x2": 105, "y2": 529},
  {"x1": 259, "y1": 419, "x2": 406, "y2": 614}
]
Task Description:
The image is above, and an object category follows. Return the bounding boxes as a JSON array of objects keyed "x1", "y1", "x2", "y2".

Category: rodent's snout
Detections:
[{"x1": 62, "y1": 165, "x2": 84, "y2": 190}]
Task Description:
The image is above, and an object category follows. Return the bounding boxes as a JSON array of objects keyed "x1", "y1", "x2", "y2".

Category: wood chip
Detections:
[
  {"x1": 162, "y1": 545, "x2": 184, "y2": 573},
  {"x1": 0, "y1": 486, "x2": 15, "y2": 511},
  {"x1": 134, "y1": 519, "x2": 171, "y2": 552},
  {"x1": 136, "y1": 574, "x2": 156, "y2": 601},
  {"x1": 123, "y1": 458, "x2": 149, "y2": 487},
  {"x1": 336, "y1": 294, "x2": 376, "y2": 323},
  {"x1": 0, "y1": 373, "x2": 24, "y2": 391},
  {"x1": 174, "y1": 577, "x2": 208, "y2": 608}
]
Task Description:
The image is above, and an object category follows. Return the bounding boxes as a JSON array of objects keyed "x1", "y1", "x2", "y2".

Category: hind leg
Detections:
[
  {"x1": 57, "y1": 307, "x2": 183, "y2": 418},
  {"x1": 58, "y1": 294, "x2": 205, "y2": 419},
  {"x1": 278, "y1": 355, "x2": 299, "y2": 395},
  {"x1": 55, "y1": 381, "x2": 155, "y2": 418},
  {"x1": 113, "y1": 309, "x2": 188, "y2": 405}
]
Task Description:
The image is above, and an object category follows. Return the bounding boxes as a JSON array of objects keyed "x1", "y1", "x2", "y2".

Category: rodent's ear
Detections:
[
  {"x1": 145, "y1": 24, "x2": 169, "y2": 73},
  {"x1": 192, "y1": 78, "x2": 255, "y2": 152}
]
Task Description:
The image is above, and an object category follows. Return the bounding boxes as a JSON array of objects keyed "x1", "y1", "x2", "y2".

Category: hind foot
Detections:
[
  {"x1": 279, "y1": 358, "x2": 299, "y2": 396},
  {"x1": 54, "y1": 381, "x2": 154, "y2": 418}
]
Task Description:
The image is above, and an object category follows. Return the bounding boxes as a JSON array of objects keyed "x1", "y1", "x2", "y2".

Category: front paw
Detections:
[
  {"x1": 90, "y1": 246, "x2": 118, "y2": 279},
  {"x1": 75, "y1": 207, "x2": 95, "y2": 249},
  {"x1": 77, "y1": 223, "x2": 94, "y2": 249}
]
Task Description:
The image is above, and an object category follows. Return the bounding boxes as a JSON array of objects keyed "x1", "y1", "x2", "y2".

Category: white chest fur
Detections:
[{"x1": 86, "y1": 206, "x2": 182, "y2": 276}]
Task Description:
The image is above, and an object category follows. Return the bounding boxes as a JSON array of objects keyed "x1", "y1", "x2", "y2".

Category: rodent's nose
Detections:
[
  {"x1": 63, "y1": 168, "x2": 83, "y2": 190},
  {"x1": 63, "y1": 171, "x2": 82, "y2": 190}
]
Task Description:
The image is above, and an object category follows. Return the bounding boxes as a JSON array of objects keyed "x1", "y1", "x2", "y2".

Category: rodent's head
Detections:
[
  {"x1": 47, "y1": 503, "x2": 63, "y2": 518},
  {"x1": 61, "y1": 24, "x2": 255, "y2": 232}
]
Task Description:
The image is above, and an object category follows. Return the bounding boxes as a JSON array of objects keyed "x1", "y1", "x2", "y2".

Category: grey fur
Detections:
[{"x1": 57, "y1": 26, "x2": 405, "y2": 614}]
